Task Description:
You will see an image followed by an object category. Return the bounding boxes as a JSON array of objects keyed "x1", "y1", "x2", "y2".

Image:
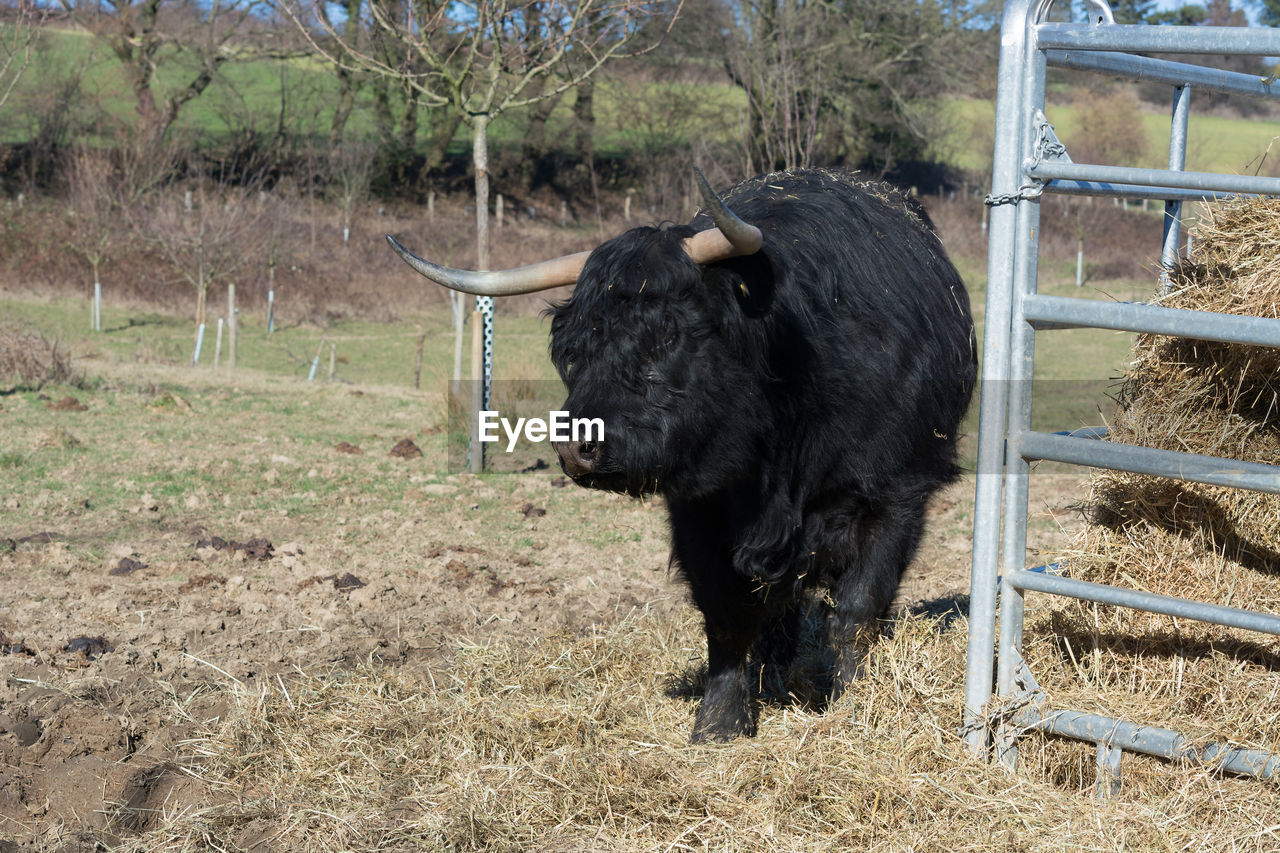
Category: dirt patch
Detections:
[
  {"x1": 194, "y1": 535, "x2": 275, "y2": 561},
  {"x1": 177, "y1": 573, "x2": 225, "y2": 593},
  {"x1": 45, "y1": 396, "x2": 88, "y2": 412},
  {"x1": 389, "y1": 437, "x2": 422, "y2": 458},
  {"x1": 109, "y1": 557, "x2": 147, "y2": 576}
]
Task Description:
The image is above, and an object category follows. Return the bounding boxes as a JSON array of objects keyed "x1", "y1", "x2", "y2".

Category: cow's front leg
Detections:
[
  {"x1": 692, "y1": 620, "x2": 756, "y2": 742},
  {"x1": 669, "y1": 498, "x2": 762, "y2": 742}
]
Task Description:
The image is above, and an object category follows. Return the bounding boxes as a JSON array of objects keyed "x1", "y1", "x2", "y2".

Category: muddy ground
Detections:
[{"x1": 0, "y1": 358, "x2": 1087, "y2": 851}]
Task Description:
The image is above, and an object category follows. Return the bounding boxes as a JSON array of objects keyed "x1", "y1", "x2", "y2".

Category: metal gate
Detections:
[{"x1": 962, "y1": 0, "x2": 1280, "y2": 791}]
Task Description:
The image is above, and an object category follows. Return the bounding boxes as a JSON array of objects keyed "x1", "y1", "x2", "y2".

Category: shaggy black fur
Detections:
[{"x1": 548, "y1": 169, "x2": 976, "y2": 742}]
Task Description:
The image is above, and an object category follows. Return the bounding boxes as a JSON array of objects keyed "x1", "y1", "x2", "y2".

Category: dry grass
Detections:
[{"x1": 117, "y1": 609, "x2": 1280, "y2": 852}]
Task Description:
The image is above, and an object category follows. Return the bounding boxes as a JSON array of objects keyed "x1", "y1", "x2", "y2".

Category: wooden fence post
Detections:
[
  {"x1": 414, "y1": 327, "x2": 426, "y2": 390},
  {"x1": 227, "y1": 284, "x2": 237, "y2": 370}
]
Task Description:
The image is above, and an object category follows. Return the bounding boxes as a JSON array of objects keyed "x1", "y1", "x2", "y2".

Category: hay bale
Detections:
[
  {"x1": 1022, "y1": 196, "x2": 1280, "y2": 768},
  {"x1": 1080, "y1": 196, "x2": 1280, "y2": 591}
]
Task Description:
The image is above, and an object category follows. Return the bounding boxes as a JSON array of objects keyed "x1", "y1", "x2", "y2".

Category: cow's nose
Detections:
[{"x1": 555, "y1": 439, "x2": 600, "y2": 477}]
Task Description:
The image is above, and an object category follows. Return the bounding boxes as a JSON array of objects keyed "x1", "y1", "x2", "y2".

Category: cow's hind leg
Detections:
[
  {"x1": 750, "y1": 601, "x2": 803, "y2": 701},
  {"x1": 826, "y1": 494, "x2": 928, "y2": 693}
]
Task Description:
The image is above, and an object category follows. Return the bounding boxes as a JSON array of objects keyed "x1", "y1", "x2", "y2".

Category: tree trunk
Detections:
[
  {"x1": 472, "y1": 116, "x2": 493, "y2": 472},
  {"x1": 330, "y1": 65, "x2": 358, "y2": 149},
  {"x1": 573, "y1": 79, "x2": 596, "y2": 167},
  {"x1": 474, "y1": 115, "x2": 491, "y2": 271},
  {"x1": 328, "y1": 0, "x2": 364, "y2": 148}
]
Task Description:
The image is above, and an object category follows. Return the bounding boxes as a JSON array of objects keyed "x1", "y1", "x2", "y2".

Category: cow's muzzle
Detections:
[{"x1": 554, "y1": 439, "x2": 601, "y2": 479}]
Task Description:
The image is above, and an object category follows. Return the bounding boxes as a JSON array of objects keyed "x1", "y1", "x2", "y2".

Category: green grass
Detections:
[
  {"x1": 0, "y1": 295, "x2": 561, "y2": 389},
  {"x1": 937, "y1": 97, "x2": 1280, "y2": 177},
  {"x1": 4, "y1": 252, "x2": 1155, "y2": 492}
]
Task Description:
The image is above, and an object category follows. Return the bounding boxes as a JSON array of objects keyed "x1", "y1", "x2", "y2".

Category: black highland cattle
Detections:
[{"x1": 388, "y1": 168, "x2": 977, "y2": 742}]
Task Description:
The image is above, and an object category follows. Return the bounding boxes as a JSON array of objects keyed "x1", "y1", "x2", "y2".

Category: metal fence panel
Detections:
[{"x1": 962, "y1": 0, "x2": 1280, "y2": 789}]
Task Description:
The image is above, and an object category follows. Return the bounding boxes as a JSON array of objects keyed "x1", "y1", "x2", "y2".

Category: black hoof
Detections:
[{"x1": 691, "y1": 701, "x2": 756, "y2": 743}]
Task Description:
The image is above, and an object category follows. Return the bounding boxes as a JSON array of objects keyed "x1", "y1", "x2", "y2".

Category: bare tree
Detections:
[
  {"x1": 329, "y1": 137, "x2": 374, "y2": 246},
  {"x1": 723, "y1": 0, "x2": 985, "y2": 175},
  {"x1": 146, "y1": 180, "x2": 269, "y2": 363},
  {"x1": 64, "y1": 145, "x2": 120, "y2": 331},
  {"x1": 0, "y1": 0, "x2": 41, "y2": 111},
  {"x1": 58, "y1": 0, "x2": 298, "y2": 145},
  {"x1": 281, "y1": 0, "x2": 678, "y2": 385}
]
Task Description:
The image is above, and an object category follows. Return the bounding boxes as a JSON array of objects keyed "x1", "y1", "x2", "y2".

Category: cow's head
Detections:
[{"x1": 387, "y1": 171, "x2": 765, "y2": 497}]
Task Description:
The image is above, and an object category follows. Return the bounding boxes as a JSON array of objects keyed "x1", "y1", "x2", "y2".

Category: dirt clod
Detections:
[
  {"x1": 332, "y1": 572, "x2": 366, "y2": 591},
  {"x1": 195, "y1": 535, "x2": 275, "y2": 561},
  {"x1": 178, "y1": 574, "x2": 225, "y2": 593},
  {"x1": 110, "y1": 557, "x2": 147, "y2": 576},
  {"x1": 389, "y1": 438, "x2": 422, "y2": 459},
  {"x1": 64, "y1": 635, "x2": 113, "y2": 661},
  {"x1": 520, "y1": 502, "x2": 547, "y2": 518},
  {"x1": 334, "y1": 441, "x2": 363, "y2": 455},
  {"x1": 46, "y1": 396, "x2": 88, "y2": 412}
]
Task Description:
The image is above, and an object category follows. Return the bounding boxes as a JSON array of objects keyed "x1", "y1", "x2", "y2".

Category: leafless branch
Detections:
[{"x1": 0, "y1": 0, "x2": 43, "y2": 111}]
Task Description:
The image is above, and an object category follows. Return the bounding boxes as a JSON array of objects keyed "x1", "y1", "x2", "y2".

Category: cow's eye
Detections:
[{"x1": 559, "y1": 352, "x2": 577, "y2": 377}]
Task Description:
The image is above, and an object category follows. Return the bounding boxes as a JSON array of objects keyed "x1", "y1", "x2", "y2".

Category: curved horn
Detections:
[
  {"x1": 386, "y1": 234, "x2": 588, "y2": 296},
  {"x1": 686, "y1": 168, "x2": 763, "y2": 264}
]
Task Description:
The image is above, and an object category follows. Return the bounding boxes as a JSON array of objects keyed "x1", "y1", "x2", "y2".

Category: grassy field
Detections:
[
  {"x1": 937, "y1": 97, "x2": 1280, "y2": 177},
  {"x1": 4, "y1": 274, "x2": 1279, "y2": 849}
]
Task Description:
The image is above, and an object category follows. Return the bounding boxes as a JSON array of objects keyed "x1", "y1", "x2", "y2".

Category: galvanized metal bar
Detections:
[
  {"x1": 1016, "y1": 430, "x2": 1280, "y2": 495},
  {"x1": 1041, "y1": 180, "x2": 1238, "y2": 202},
  {"x1": 963, "y1": 0, "x2": 1034, "y2": 757},
  {"x1": 1045, "y1": 49, "x2": 1280, "y2": 100},
  {"x1": 1027, "y1": 160, "x2": 1280, "y2": 196},
  {"x1": 992, "y1": 19, "x2": 1050, "y2": 773},
  {"x1": 1021, "y1": 293, "x2": 1280, "y2": 348},
  {"x1": 1033, "y1": 710, "x2": 1280, "y2": 780},
  {"x1": 1036, "y1": 22, "x2": 1280, "y2": 55},
  {"x1": 1096, "y1": 743, "x2": 1123, "y2": 798},
  {"x1": 1004, "y1": 568, "x2": 1280, "y2": 635},
  {"x1": 995, "y1": 579, "x2": 1028, "y2": 770},
  {"x1": 1160, "y1": 85, "x2": 1190, "y2": 292}
]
